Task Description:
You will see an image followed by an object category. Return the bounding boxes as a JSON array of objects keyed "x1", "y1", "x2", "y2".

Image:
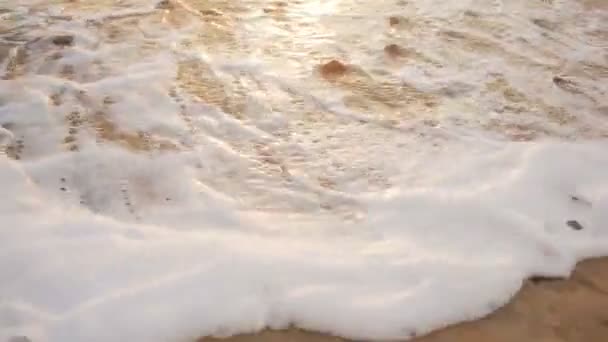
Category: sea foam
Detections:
[{"x1": 1, "y1": 0, "x2": 607, "y2": 341}]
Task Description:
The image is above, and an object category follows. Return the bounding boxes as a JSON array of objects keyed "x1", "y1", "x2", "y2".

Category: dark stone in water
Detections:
[
  {"x1": 52, "y1": 35, "x2": 74, "y2": 47},
  {"x1": 553, "y1": 76, "x2": 566, "y2": 85},
  {"x1": 319, "y1": 60, "x2": 348, "y2": 78},
  {"x1": 155, "y1": 0, "x2": 174, "y2": 10},
  {"x1": 384, "y1": 44, "x2": 405, "y2": 57},
  {"x1": 532, "y1": 18, "x2": 557, "y2": 30},
  {"x1": 200, "y1": 9, "x2": 222, "y2": 16},
  {"x1": 530, "y1": 275, "x2": 560, "y2": 284},
  {"x1": 566, "y1": 220, "x2": 584, "y2": 231},
  {"x1": 552, "y1": 75, "x2": 578, "y2": 90}
]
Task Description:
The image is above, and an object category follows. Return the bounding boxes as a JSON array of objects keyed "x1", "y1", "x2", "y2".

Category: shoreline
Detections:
[{"x1": 199, "y1": 257, "x2": 608, "y2": 342}]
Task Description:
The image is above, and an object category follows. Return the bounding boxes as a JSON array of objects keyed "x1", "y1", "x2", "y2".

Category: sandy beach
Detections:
[{"x1": 202, "y1": 257, "x2": 608, "y2": 342}]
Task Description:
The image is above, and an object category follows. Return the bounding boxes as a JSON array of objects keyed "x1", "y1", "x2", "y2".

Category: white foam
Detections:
[
  {"x1": 2, "y1": 1, "x2": 608, "y2": 342},
  {"x1": 1, "y1": 141, "x2": 608, "y2": 342}
]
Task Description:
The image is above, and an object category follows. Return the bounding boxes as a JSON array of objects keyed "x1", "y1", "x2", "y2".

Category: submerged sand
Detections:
[
  {"x1": 200, "y1": 258, "x2": 608, "y2": 342},
  {"x1": 1, "y1": 1, "x2": 607, "y2": 341}
]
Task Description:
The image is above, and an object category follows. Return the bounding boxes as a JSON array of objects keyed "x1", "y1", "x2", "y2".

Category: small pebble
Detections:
[
  {"x1": 532, "y1": 18, "x2": 556, "y2": 30},
  {"x1": 384, "y1": 44, "x2": 405, "y2": 57},
  {"x1": 155, "y1": 0, "x2": 174, "y2": 9},
  {"x1": 60, "y1": 187, "x2": 66, "y2": 191},
  {"x1": 200, "y1": 9, "x2": 222, "y2": 16},
  {"x1": 566, "y1": 220, "x2": 584, "y2": 231},
  {"x1": 52, "y1": 35, "x2": 74, "y2": 47},
  {"x1": 319, "y1": 60, "x2": 348, "y2": 78}
]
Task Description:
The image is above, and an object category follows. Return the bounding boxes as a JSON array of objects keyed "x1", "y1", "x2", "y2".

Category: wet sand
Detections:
[{"x1": 200, "y1": 257, "x2": 608, "y2": 342}]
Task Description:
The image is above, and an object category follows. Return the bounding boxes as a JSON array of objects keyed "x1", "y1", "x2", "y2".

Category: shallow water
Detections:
[{"x1": 1, "y1": 1, "x2": 608, "y2": 341}]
